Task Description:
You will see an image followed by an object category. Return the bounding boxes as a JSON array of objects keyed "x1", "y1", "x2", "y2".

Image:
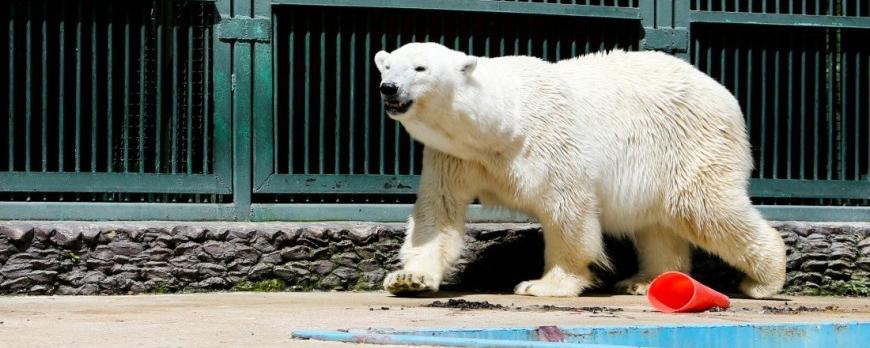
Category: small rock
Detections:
[
  {"x1": 227, "y1": 228, "x2": 256, "y2": 241},
  {"x1": 247, "y1": 263, "x2": 273, "y2": 279},
  {"x1": 142, "y1": 247, "x2": 173, "y2": 261},
  {"x1": 51, "y1": 228, "x2": 83, "y2": 247},
  {"x1": 358, "y1": 259, "x2": 382, "y2": 272},
  {"x1": 174, "y1": 241, "x2": 203, "y2": 256},
  {"x1": 203, "y1": 241, "x2": 231, "y2": 260},
  {"x1": 250, "y1": 236, "x2": 275, "y2": 253},
  {"x1": 144, "y1": 267, "x2": 173, "y2": 281},
  {"x1": 0, "y1": 277, "x2": 32, "y2": 291},
  {"x1": 197, "y1": 263, "x2": 227, "y2": 278},
  {"x1": 334, "y1": 252, "x2": 361, "y2": 267},
  {"x1": 194, "y1": 277, "x2": 228, "y2": 289},
  {"x1": 77, "y1": 284, "x2": 101, "y2": 295},
  {"x1": 310, "y1": 260, "x2": 335, "y2": 275},
  {"x1": 0, "y1": 226, "x2": 33, "y2": 243},
  {"x1": 280, "y1": 246, "x2": 311, "y2": 261},
  {"x1": 348, "y1": 226, "x2": 376, "y2": 244},
  {"x1": 273, "y1": 266, "x2": 310, "y2": 281},
  {"x1": 173, "y1": 226, "x2": 206, "y2": 242},
  {"x1": 27, "y1": 270, "x2": 58, "y2": 283},
  {"x1": 204, "y1": 228, "x2": 230, "y2": 241},
  {"x1": 260, "y1": 251, "x2": 282, "y2": 265},
  {"x1": 81, "y1": 228, "x2": 101, "y2": 243},
  {"x1": 109, "y1": 241, "x2": 144, "y2": 257},
  {"x1": 318, "y1": 274, "x2": 344, "y2": 289},
  {"x1": 332, "y1": 267, "x2": 359, "y2": 281}
]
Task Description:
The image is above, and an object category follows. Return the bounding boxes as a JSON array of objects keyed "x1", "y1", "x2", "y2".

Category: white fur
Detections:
[{"x1": 376, "y1": 43, "x2": 786, "y2": 299}]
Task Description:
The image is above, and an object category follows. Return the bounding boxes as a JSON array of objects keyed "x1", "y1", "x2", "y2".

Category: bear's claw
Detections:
[{"x1": 383, "y1": 270, "x2": 438, "y2": 296}]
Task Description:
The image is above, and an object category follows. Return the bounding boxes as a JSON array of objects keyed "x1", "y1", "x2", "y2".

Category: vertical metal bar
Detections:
[
  {"x1": 773, "y1": 45, "x2": 780, "y2": 178},
  {"x1": 140, "y1": 12, "x2": 148, "y2": 173},
  {"x1": 319, "y1": 11, "x2": 326, "y2": 174},
  {"x1": 107, "y1": 1, "x2": 113, "y2": 172},
  {"x1": 746, "y1": 44, "x2": 754, "y2": 163},
  {"x1": 171, "y1": 14, "x2": 178, "y2": 174},
  {"x1": 335, "y1": 15, "x2": 342, "y2": 173},
  {"x1": 41, "y1": 0, "x2": 48, "y2": 171},
  {"x1": 155, "y1": 1, "x2": 162, "y2": 173},
  {"x1": 7, "y1": 1, "x2": 14, "y2": 171},
  {"x1": 91, "y1": 0, "x2": 98, "y2": 172},
  {"x1": 395, "y1": 20, "x2": 401, "y2": 175},
  {"x1": 58, "y1": 1, "x2": 64, "y2": 172},
  {"x1": 813, "y1": 42, "x2": 820, "y2": 180},
  {"x1": 75, "y1": 0, "x2": 83, "y2": 172},
  {"x1": 827, "y1": 29, "x2": 834, "y2": 180},
  {"x1": 123, "y1": 8, "x2": 131, "y2": 172},
  {"x1": 272, "y1": 12, "x2": 279, "y2": 173},
  {"x1": 840, "y1": 39, "x2": 847, "y2": 179},
  {"x1": 760, "y1": 46, "x2": 767, "y2": 178},
  {"x1": 187, "y1": 21, "x2": 194, "y2": 175},
  {"x1": 285, "y1": 16, "x2": 296, "y2": 173},
  {"x1": 800, "y1": 37, "x2": 807, "y2": 179},
  {"x1": 379, "y1": 21, "x2": 386, "y2": 175},
  {"x1": 787, "y1": 37, "x2": 794, "y2": 179},
  {"x1": 363, "y1": 15, "x2": 370, "y2": 174},
  {"x1": 854, "y1": 46, "x2": 860, "y2": 180},
  {"x1": 204, "y1": 18, "x2": 210, "y2": 174},
  {"x1": 25, "y1": 1, "x2": 32, "y2": 172},
  {"x1": 348, "y1": 17, "x2": 355, "y2": 174},
  {"x1": 304, "y1": 14, "x2": 311, "y2": 174}
]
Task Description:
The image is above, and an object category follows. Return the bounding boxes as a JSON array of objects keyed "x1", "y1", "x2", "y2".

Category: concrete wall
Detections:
[{"x1": 1, "y1": 222, "x2": 868, "y2": 296}]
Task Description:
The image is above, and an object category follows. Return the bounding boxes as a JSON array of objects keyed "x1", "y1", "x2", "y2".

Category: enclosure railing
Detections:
[{"x1": 1, "y1": 0, "x2": 867, "y2": 222}]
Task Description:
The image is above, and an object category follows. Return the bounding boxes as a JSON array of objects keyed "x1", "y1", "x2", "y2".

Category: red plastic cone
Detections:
[{"x1": 646, "y1": 271, "x2": 730, "y2": 313}]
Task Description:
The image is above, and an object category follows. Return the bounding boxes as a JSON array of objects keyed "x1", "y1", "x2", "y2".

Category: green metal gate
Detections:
[{"x1": 1, "y1": 0, "x2": 868, "y2": 222}]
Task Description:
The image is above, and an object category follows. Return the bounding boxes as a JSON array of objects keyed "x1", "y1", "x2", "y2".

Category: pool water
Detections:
[{"x1": 293, "y1": 322, "x2": 869, "y2": 348}]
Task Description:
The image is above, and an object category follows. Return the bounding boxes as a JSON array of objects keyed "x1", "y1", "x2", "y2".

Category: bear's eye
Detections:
[{"x1": 415, "y1": 66, "x2": 426, "y2": 72}]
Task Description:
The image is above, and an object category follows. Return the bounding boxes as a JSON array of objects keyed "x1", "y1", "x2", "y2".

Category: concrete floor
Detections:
[{"x1": 1, "y1": 292, "x2": 868, "y2": 348}]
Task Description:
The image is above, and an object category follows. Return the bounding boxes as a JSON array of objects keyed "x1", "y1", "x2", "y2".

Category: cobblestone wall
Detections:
[{"x1": 0, "y1": 222, "x2": 867, "y2": 296}]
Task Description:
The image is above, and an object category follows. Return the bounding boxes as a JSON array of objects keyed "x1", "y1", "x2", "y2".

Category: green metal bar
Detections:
[
  {"x1": 41, "y1": 0, "x2": 47, "y2": 172},
  {"x1": 25, "y1": 1, "x2": 32, "y2": 172},
  {"x1": 813, "y1": 45, "x2": 819, "y2": 179},
  {"x1": 271, "y1": 0, "x2": 641, "y2": 20},
  {"x1": 746, "y1": 44, "x2": 753, "y2": 156},
  {"x1": 348, "y1": 17, "x2": 356, "y2": 174},
  {"x1": 249, "y1": 203, "x2": 870, "y2": 223},
  {"x1": 58, "y1": 2, "x2": 64, "y2": 172},
  {"x1": 211, "y1": 10, "x2": 232, "y2": 186},
  {"x1": 304, "y1": 14, "x2": 311, "y2": 174},
  {"x1": 251, "y1": 203, "x2": 536, "y2": 223},
  {"x1": 853, "y1": 46, "x2": 860, "y2": 180},
  {"x1": 139, "y1": 13, "x2": 147, "y2": 173},
  {"x1": 255, "y1": 174, "x2": 419, "y2": 194},
  {"x1": 155, "y1": 1, "x2": 163, "y2": 173},
  {"x1": 253, "y1": 36, "x2": 275, "y2": 190},
  {"x1": 395, "y1": 20, "x2": 401, "y2": 174},
  {"x1": 335, "y1": 15, "x2": 342, "y2": 174},
  {"x1": 7, "y1": 1, "x2": 14, "y2": 171},
  {"x1": 827, "y1": 32, "x2": 834, "y2": 180},
  {"x1": 171, "y1": 18, "x2": 179, "y2": 173},
  {"x1": 787, "y1": 36, "x2": 794, "y2": 179},
  {"x1": 840, "y1": 39, "x2": 847, "y2": 180},
  {"x1": 773, "y1": 46, "x2": 780, "y2": 178},
  {"x1": 760, "y1": 45, "x2": 767, "y2": 178},
  {"x1": 689, "y1": 11, "x2": 870, "y2": 29},
  {"x1": 91, "y1": 0, "x2": 97, "y2": 173},
  {"x1": 187, "y1": 22, "x2": 194, "y2": 175},
  {"x1": 380, "y1": 24, "x2": 386, "y2": 174},
  {"x1": 319, "y1": 11, "x2": 326, "y2": 174},
  {"x1": 272, "y1": 12, "x2": 279, "y2": 173},
  {"x1": 107, "y1": 1, "x2": 113, "y2": 173},
  {"x1": 749, "y1": 179, "x2": 870, "y2": 200},
  {"x1": 123, "y1": 9, "x2": 130, "y2": 172},
  {"x1": 0, "y1": 202, "x2": 238, "y2": 221},
  {"x1": 75, "y1": 0, "x2": 82, "y2": 172},
  {"x1": 0, "y1": 172, "x2": 232, "y2": 194},
  {"x1": 363, "y1": 16, "x2": 371, "y2": 174},
  {"x1": 287, "y1": 15, "x2": 295, "y2": 174},
  {"x1": 800, "y1": 38, "x2": 806, "y2": 179},
  {"x1": 204, "y1": 18, "x2": 211, "y2": 174}
]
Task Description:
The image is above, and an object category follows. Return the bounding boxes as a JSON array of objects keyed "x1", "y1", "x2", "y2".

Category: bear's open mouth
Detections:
[{"x1": 384, "y1": 99, "x2": 413, "y2": 115}]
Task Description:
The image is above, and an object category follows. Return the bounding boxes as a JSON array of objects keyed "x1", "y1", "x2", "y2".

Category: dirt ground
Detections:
[{"x1": 1, "y1": 292, "x2": 868, "y2": 348}]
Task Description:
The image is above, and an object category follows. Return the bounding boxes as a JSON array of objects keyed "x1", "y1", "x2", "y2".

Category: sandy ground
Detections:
[{"x1": 0, "y1": 291, "x2": 868, "y2": 348}]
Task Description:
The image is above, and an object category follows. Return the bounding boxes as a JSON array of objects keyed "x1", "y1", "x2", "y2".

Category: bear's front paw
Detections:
[
  {"x1": 383, "y1": 270, "x2": 439, "y2": 296},
  {"x1": 614, "y1": 276, "x2": 653, "y2": 295},
  {"x1": 513, "y1": 280, "x2": 579, "y2": 297}
]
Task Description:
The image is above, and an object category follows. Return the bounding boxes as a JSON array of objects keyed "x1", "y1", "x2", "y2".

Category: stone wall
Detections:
[{"x1": 0, "y1": 222, "x2": 868, "y2": 296}]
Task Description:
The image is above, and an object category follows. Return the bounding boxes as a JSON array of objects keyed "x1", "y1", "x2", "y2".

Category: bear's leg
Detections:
[
  {"x1": 514, "y1": 214, "x2": 603, "y2": 297},
  {"x1": 615, "y1": 227, "x2": 692, "y2": 295},
  {"x1": 383, "y1": 149, "x2": 478, "y2": 296},
  {"x1": 678, "y1": 205, "x2": 786, "y2": 299}
]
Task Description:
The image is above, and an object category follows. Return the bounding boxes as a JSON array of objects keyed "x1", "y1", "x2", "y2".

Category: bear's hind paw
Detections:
[{"x1": 383, "y1": 270, "x2": 439, "y2": 296}]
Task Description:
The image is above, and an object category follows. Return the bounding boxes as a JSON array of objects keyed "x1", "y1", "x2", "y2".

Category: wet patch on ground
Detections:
[{"x1": 424, "y1": 299, "x2": 624, "y2": 314}]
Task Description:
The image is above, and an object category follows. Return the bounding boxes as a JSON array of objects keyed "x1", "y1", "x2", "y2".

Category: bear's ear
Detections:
[
  {"x1": 374, "y1": 50, "x2": 390, "y2": 73},
  {"x1": 460, "y1": 56, "x2": 477, "y2": 75}
]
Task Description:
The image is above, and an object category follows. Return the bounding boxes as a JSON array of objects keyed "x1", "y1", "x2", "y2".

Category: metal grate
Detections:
[
  {"x1": 691, "y1": 0, "x2": 870, "y2": 17},
  {"x1": 270, "y1": 5, "x2": 641, "y2": 179},
  {"x1": 692, "y1": 23, "x2": 868, "y2": 206},
  {"x1": 492, "y1": 0, "x2": 640, "y2": 7},
  {"x1": 0, "y1": 0, "x2": 219, "y2": 203},
  {"x1": 0, "y1": 0, "x2": 213, "y2": 175}
]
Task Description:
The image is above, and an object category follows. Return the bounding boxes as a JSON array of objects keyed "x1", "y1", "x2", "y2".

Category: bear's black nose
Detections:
[{"x1": 379, "y1": 82, "x2": 399, "y2": 97}]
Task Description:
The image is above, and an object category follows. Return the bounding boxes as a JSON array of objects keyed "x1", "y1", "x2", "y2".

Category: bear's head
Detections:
[{"x1": 374, "y1": 42, "x2": 477, "y2": 119}]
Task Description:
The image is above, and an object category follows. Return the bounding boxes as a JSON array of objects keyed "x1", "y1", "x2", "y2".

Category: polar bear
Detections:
[{"x1": 374, "y1": 42, "x2": 786, "y2": 299}]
